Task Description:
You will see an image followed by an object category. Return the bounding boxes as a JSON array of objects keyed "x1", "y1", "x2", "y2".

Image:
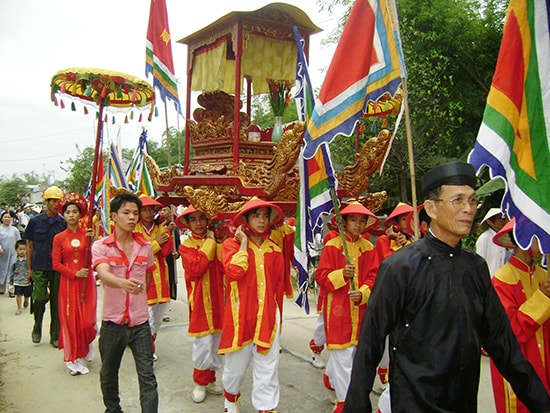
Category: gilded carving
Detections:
[
  {"x1": 181, "y1": 185, "x2": 245, "y2": 218},
  {"x1": 258, "y1": 121, "x2": 304, "y2": 197},
  {"x1": 356, "y1": 191, "x2": 388, "y2": 214},
  {"x1": 336, "y1": 129, "x2": 391, "y2": 197},
  {"x1": 188, "y1": 90, "x2": 249, "y2": 144}
]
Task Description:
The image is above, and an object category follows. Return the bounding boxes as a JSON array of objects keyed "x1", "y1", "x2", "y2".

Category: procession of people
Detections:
[{"x1": 1, "y1": 158, "x2": 548, "y2": 413}]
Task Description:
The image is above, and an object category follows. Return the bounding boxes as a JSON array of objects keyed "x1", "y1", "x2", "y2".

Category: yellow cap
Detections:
[{"x1": 43, "y1": 186, "x2": 63, "y2": 200}]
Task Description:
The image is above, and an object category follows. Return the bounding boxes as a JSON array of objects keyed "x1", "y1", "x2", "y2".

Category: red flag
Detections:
[{"x1": 145, "y1": 0, "x2": 181, "y2": 113}]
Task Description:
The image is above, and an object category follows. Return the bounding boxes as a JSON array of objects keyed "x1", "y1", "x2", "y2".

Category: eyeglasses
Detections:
[{"x1": 431, "y1": 196, "x2": 479, "y2": 208}]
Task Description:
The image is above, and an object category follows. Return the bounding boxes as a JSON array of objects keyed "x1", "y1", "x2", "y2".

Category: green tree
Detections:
[
  {"x1": 0, "y1": 177, "x2": 29, "y2": 206},
  {"x1": 63, "y1": 145, "x2": 95, "y2": 194},
  {"x1": 149, "y1": 126, "x2": 188, "y2": 168}
]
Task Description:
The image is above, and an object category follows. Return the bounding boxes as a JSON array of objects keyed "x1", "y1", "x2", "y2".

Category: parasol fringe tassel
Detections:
[
  {"x1": 139, "y1": 113, "x2": 143, "y2": 122},
  {"x1": 60, "y1": 99, "x2": 65, "y2": 109},
  {"x1": 83, "y1": 106, "x2": 88, "y2": 115},
  {"x1": 124, "y1": 115, "x2": 128, "y2": 124},
  {"x1": 129, "y1": 110, "x2": 134, "y2": 120},
  {"x1": 71, "y1": 102, "x2": 76, "y2": 112},
  {"x1": 104, "y1": 114, "x2": 108, "y2": 123}
]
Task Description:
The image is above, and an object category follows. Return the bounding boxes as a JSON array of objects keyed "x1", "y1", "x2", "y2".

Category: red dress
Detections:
[{"x1": 52, "y1": 227, "x2": 97, "y2": 362}]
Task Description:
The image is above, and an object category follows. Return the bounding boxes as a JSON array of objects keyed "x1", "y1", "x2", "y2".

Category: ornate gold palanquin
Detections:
[
  {"x1": 153, "y1": 4, "x2": 389, "y2": 216},
  {"x1": 177, "y1": 3, "x2": 321, "y2": 174}
]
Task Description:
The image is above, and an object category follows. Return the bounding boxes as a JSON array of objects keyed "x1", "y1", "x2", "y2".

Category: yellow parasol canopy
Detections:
[
  {"x1": 49, "y1": 67, "x2": 156, "y2": 244},
  {"x1": 50, "y1": 67, "x2": 155, "y2": 115}
]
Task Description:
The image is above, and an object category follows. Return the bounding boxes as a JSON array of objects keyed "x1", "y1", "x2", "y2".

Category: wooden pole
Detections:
[
  {"x1": 330, "y1": 186, "x2": 355, "y2": 290},
  {"x1": 86, "y1": 102, "x2": 104, "y2": 242},
  {"x1": 402, "y1": 79, "x2": 420, "y2": 240},
  {"x1": 82, "y1": 101, "x2": 104, "y2": 302},
  {"x1": 164, "y1": 103, "x2": 171, "y2": 168}
]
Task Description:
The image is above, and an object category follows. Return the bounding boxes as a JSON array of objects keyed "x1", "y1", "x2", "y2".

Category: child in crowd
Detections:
[
  {"x1": 315, "y1": 202, "x2": 380, "y2": 413},
  {"x1": 220, "y1": 197, "x2": 294, "y2": 413},
  {"x1": 373, "y1": 202, "x2": 413, "y2": 263},
  {"x1": 177, "y1": 205, "x2": 224, "y2": 403},
  {"x1": 10, "y1": 239, "x2": 32, "y2": 315},
  {"x1": 134, "y1": 195, "x2": 173, "y2": 362}
]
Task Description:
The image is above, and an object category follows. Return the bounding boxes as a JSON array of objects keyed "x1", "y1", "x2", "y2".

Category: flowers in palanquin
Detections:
[{"x1": 267, "y1": 79, "x2": 292, "y2": 117}]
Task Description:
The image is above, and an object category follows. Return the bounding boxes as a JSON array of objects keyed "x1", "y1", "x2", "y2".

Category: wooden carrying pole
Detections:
[
  {"x1": 164, "y1": 104, "x2": 171, "y2": 168},
  {"x1": 402, "y1": 79, "x2": 419, "y2": 240},
  {"x1": 330, "y1": 186, "x2": 355, "y2": 290}
]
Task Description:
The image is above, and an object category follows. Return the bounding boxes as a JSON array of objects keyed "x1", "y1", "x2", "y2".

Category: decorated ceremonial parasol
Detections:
[
  {"x1": 50, "y1": 68, "x2": 155, "y2": 232},
  {"x1": 50, "y1": 68, "x2": 154, "y2": 297}
]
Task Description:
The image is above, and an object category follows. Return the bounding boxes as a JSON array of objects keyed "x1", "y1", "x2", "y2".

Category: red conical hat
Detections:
[
  {"x1": 384, "y1": 202, "x2": 413, "y2": 227},
  {"x1": 339, "y1": 202, "x2": 380, "y2": 230},
  {"x1": 139, "y1": 195, "x2": 162, "y2": 208},
  {"x1": 492, "y1": 217, "x2": 516, "y2": 248},
  {"x1": 232, "y1": 197, "x2": 283, "y2": 228},
  {"x1": 175, "y1": 205, "x2": 203, "y2": 230}
]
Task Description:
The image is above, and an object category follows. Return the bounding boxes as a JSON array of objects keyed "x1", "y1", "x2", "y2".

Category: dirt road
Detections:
[{"x1": 0, "y1": 269, "x2": 496, "y2": 412}]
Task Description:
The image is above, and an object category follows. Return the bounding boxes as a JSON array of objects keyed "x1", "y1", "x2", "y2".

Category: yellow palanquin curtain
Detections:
[
  {"x1": 241, "y1": 34, "x2": 296, "y2": 94},
  {"x1": 191, "y1": 37, "x2": 236, "y2": 92},
  {"x1": 190, "y1": 33, "x2": 296, "y2": 94}
]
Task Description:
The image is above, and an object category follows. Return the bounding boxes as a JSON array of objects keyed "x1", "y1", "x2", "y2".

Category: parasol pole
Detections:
[
  {"x1": 78, "y1": 100, "x2": 104, "y2": 302},
  {"x1": 86, "y1": 101, "x2": 105, "y2": 258},
  {"x1": 402, "y1": 78, "x2": 420, "y2": 240}
]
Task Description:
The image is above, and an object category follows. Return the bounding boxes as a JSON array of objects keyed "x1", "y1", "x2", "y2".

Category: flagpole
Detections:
[
  {"x1": 164, "y1": 103, "x2": 171, "y2": 168},
  {"x1": 329, "y1": 186, "x2": 355, "y2": 290},
  {"x1": 402, "y1": 78, "x2": 420, "y2": 240}
]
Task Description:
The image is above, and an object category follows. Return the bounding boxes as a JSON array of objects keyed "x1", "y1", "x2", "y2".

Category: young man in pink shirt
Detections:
[{"x1": 92, "y1": 193, "x2": 158, "y2": 413}]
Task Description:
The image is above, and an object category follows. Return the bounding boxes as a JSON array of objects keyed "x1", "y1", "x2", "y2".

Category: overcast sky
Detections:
[{"x1": 0, "y1": 0, "x2": 340, "y2": 182}]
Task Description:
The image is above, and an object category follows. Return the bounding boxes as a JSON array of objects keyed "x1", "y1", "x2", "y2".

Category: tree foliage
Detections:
[
  {"x1": 59, "y1": 126, "x2": 188, "y2": 196},
  {"x1": 148, "y1": 126, "x2": 188, "y2": 168},
  {"x1": 0, "y1": 170, "x2": 50, "y2": 206},
  {"x1": 0, "y1": 177, "x2": 29, "y2": 206},
  {"x1": 63, "y1": 145, "x2": 95, "y2": 194}
]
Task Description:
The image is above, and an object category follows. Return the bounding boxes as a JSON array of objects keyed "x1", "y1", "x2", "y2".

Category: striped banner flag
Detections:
[
  {"x1": 100, "y1": 153, "x2": 111, "y2": 236},
  {"x1": 293, "y1": 27, "x2": 315, "y2": 124},
  {"x1": 145, "y1": 0, "x2": 181, "y2": 113},
  {"x1": 126, "y1": 129, "x2": 156, "y2": 196},
  {"x1": 468, "y1": 0, "x2": 550, "y2": 253},
  {"x1": 293, "y1": 27, "x2": 337, "y2": 313},
  {"x1": 302, "y1": 0, "x2": 407, "y2": 159},
  {"x1": 109, "y1": 142, "x2": 129, "y2": 189}
]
